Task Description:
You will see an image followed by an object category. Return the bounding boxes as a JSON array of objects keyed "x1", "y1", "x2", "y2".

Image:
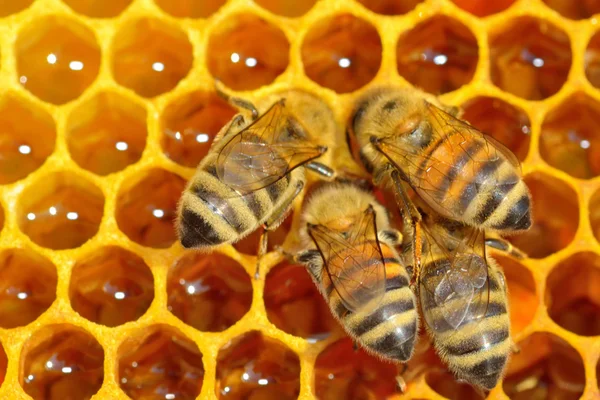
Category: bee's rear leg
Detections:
[
  {"x1": 485, "y1": 236, "x2": 528, "y2": 259},
  {"x1": 255, "y1": 227, "x2": 269, "y2": 280},
  {"x1": 395, "y1": 364, "x2": 409, "y2": 393},
  {"x1": 214, "y1": 79, "x2": 259, "y2": 120}
]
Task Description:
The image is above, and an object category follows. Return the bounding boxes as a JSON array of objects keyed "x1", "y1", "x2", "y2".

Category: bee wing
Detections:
[
  {"x1": 308, "y1": 205, "x2": 387, "y2": 313},
  {"x1": 418, "y1": 221, "x2": 490, "y2": 333},
  {"x1": 216, "y1": 100, "x2": 325, "y2": 194}
]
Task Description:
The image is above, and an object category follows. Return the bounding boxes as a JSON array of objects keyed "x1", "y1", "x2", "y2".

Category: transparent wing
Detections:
[
  {"x1": 308, "y1": 205, "x2": 386, "y2": 313},
  {"x1": 216, "y1": 100, "x2": 326, "y2": 194}
]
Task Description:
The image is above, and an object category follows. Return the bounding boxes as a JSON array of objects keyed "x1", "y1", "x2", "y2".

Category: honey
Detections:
[
  {"x1": 154, "y1": 0, "x2": 226, "y2": 18},
  {"x1": 356, "y1": 0, "x2": 424, "y2": 15}
]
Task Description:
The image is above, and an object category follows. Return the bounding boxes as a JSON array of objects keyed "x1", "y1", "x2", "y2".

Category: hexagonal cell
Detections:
[
  {"x1": 542, "y1": 0, "x2": 600, "y2": 20},
  {"x1": 62, "y1": 0, "x2": 133, "y2": 18},
  {"x1": 489, "y1": 17, "x2": 572, "y2": 101},
  {"x1": 18, "y1": 172, "x2": 105, "y2": 250},
  {"x1": 154, "y1": 0, "x2": 226, "y2": 18},
  {"x1": 264, "y1": 262, "x2": 341, "y2": 342},
  {"x1": 160, "y1": 91, "x2": 237, "y2": 168},
  {"x1": 112, "y1": 18, "x2": 193, "y2": 98},
  {"x1": 586, "y1": 30, "x2": 600, "y2": 88},
  {"x1": 503, "y1": 332, "x2": 585, "y2": 399},
  {"x1": 118, "y1": 325, "x2": 204, "y2": 400},
  {"x1": 507, "y1": 172, "x2": 578, "y2": 259},
  {"x1": 16, "y1": 16, "x2": 101, "y2": 105},
  {"x1": 397, "y1": 15, "x2": 478, "y2": 95},
  {"x1": 216, "y1": 330, "x2": 300, "y2": 399},
  {"x1": 0, "y1": 248, "x2": 57, "y2": 329},
  {"x1": 357, "y1": 0, "x2": 424, "y2": 15},
  {"x1": 461, "y1": 96, "x2": 531, "y2": 161},
  {"x1": 426, "y1": 370, "x2": 483, "y2": 400},
  {"x1": 0, "y1": 93, "x2": 55, "y2": 185},
  {"x1": 233, "y1": 211, "x2": 293, "y2": 255},
  {"x1": 20, "y1": 324, "x2": 104, "y2": 400},
  {"x1": 207, "y1": 14, "x2": 289, "y2": 91},
  {"x1": 314, "y1": 337, "x2": 398, "y2": 399},
  {"x1": 301, "y1": 14, "x2": 381, "y2": 94},
  {"x1": 592, "y1": 188, "x2": 600, "y2": 244},
  {"x1": 254, "y1": 0, "x2": 316, "y2": 17},
  {"x1": 450, "y1": 0, "x2": 516, "y2": 17},
  {"x1": 67, "y1": 92, "x2": 147, "y2": 176},
  {"x1": 545, "y1": 252, "x2": 600, "y2": 336},
  {"x1": 540, "y1": 92, "x2": 600, "y2": 179},
  {"x1": 167, "y1": 252, "x2": 252, "y2": 332},
  {"x1": 115, "y1": 168, "x2": 185, "y2": 248},
  {"x1": 69, "y1": 246, "x2": 154, "y2": 327},
  {"x1": 493, "y1": 255, "x2": 537, "y2": 334},
  {"x1": 0, "y1": 0, "x2": 34, "y2": 16}
]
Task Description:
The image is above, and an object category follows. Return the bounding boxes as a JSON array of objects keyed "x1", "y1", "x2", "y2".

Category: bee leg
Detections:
[
  {"x1": 255, "y1": 227, "x2": 269, "y2": 280},
  {"x1": 353, "y1": 341, "x2": 359, "y2": 352},
  {"x1": 378, "y1": 229, "x2": 403, "y2": 246},
  {"x1": 512, "y1": 342, "x2": 521, "y2": 354},
  {"x1": 485, "y1": 237, "x2": 528, "y2": 259},
  {"x1": 214, "y1": 79, "x2": 259, "y2": 120},
  {"x1": 395, "y1": 375, "x2": 407, "y2": 393},
  {"x1": 306, "y1": 161, "x2": 336, "y2": 180}
]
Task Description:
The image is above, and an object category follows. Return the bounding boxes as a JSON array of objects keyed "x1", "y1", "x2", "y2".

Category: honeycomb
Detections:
[{"x1": 0, "y1": 0, "x2": 599, "y2": 399}]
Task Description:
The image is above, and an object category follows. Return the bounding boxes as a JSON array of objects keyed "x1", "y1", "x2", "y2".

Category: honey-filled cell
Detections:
[
  {"x1": 425, "y1": 370, "x2": 484, "y2": 400},
  {"x1": 154, "y1": 0, "x2": 226, "y2": 18},
  {"x1": 254, "y1": 0, "x2": 316, "y2": 17},
  {"x1": 357, "y1": 0, "x2": 424, "y2": 15},
  {"x1": 396, "y1": 15, "x2": 478, "y2": 94},
  {"x1": 67, "y1": 92, "x2": 147, "y2": 176},
  {"x1": 233, "y1": 211, "x2": 292, "y2": 255},
  {"x1": 0, "y1": 0, "x2": 34, "y2": 16},
  {"x1": 591, "y1": 188, "x2": 600, "y2": 244},
  {"x1": 215, "y1": 330, "x2": 300, "y2": 399},
  {"x1": 118, "y1": 325, "x2": 204, "y2": 400},
  {"x1": 450, "y1": 0, "x2": 516, "y2": 17},
  {"x1": 264, "y1": 262, "x2": 341, "y2": 342},
  {"x1": 62, "y1": 0, "x2": 133, "y2": 18},
  {"x1": 546, "y1": 252, "x2": 600, "y2": 336},
  {"x1": 0, "y1": 93, "x2": 56, "y2": 185},
  {"x1": 16, "y1": 16, "x2": 101, "y2": 105},
  {"x1": 115, "y1": 168, "x2": 185, "y2": 248},
  {"x1": 503, "y1": 332, "x2": 585, "y2": 400},
  {"x1": 20, "y1": 324, "x2": 104, "y2": 400},
  {"x1": 542, "y1": 0, "x2": 600, "y2": 20},
  {"x1": 167, "y1": 252, "x2": 252, "y2": 332},
  {"x1": 206, "y1": 14, "x2": 289, "y2": 91},
  {"x1": 160, "y1": 91, "x2": 237, "y2": 168},
  {"x1": 0, "y1": 248, "x2": 57, "y2": 329},
  {"x1": 586, "y1": 30, "x2": 600, "y2": 88},
  {"x1": 69, "y1": 246, "x2": 154, "y2": 327},
  {"x1": 18, "y1": 172, "x2": 105, "y2": 250},
  {"x1": 314, "y1": 337, "x2": 398, "y2": 400},
  {"x1": 540, "y1": 92, "x2": 600, "y2": 179},
  {"x1": 507, "y1": 172, "x2": 578, "y2": 259},
  {"x1": 111, "y1": 18, "x2": 193, "y2": 98},
  {"x1": 461, "y1": 96, "x2": 531, "y2": 161},
  {"x1": 489, "y1": 17, "x2": 572, "y2": 100},
  {"x1": 301, "y1": 14, "x2": 382, "y2": 93}
]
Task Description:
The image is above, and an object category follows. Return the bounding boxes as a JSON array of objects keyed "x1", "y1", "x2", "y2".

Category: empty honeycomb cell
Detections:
[
  {"x1": 503, "y1": 332, "x2": 585, "y2": 399},
  {"x1": 16, "y1": 16, "x2": 101, "y2": 105},
  {"x1": 0, "y1": 248, "x2": 57, "y2": 329},
  {"x1": 160, "y1": 90, "x2": 237, "y2": 168},
  {"x1": 233, "y1": 211, "x2": 292, "y2": 255},
  {"x1": 61, "y1": 0, "x2": 133, "y2": 18},
  {"x1": 586, "y1": 31, "x2": 600, "y2": 88},
  {"x1": 507, "y1": 172, "x2": 578, "y2": 259},
  {"x1": 20, "y1": 324, "x2": 104, "y2": 400},
  {"x1": 118, "y1": 325, "x2": 204, "y2": 400},
  {"x1": 545, "y1": 252, "x2": 600, "y2": 336},
  {"x1": 461, "y1": 96, "x2": 531, "y2": 161},
  {"x1": 154, "y1": 0, "x2": 226, "y2": 18},
  {"x1": 425, "y1": 370, "x2": 483, "y2": 400},
  {"x1": 215, "y1": 330, "x2": 300, "y2": 399},
  {"x1": 111, "y1": 18, "x2": 193, "y2": 98},
  {"x1": 450, "y1": 0, "x2": 516, "y2": 17},
  {"x1": 167, "y1": 252, "x2": 252, "y2": 332},
  {"x1": 206, "y1": 14, "x2": 290, "y2": 91},
  {"x1": 313, "y1": 337, "x2": 398, "y2": 400},
  {"x1": 301, "y1": 14, "x2": 382, "y2": 94},
  {"x1": 254, "y1": 0, "x2": 316, "y2": 17},
  {"x1": 493, "y1": 255, "x2": 537, "y2": 334},
  {"x1": 0, "y1": 0, "x2": 34, "y2": 16},
  {"x1": 18, "y1": 172, "x2": 105, "y2": 250},
  {"x1": 264, "y1": 262, "x2": 341, "y2": 342},
  {"x1": 540, "y1": 92, "x2": 600, "y2": 179},
  {"x1": 542, "y1": 0, "x2": 600, "y2": 20},
  {"x1": 69, "y1": 246, "x2": 154, "y2": 327},
  {"x1": 592, "y1": 188, "x2": 600, "y2": 244},
  {"x1": 67, "y1": 92, "x2": 147, "y2": 176},
  {"x1": 489, "y1": 17, "x2": 572, "y2": 101},
  {"x1": 357, "y1": 0, "x2": 424, "y2": 15},
  {"x1": 0, "y1": 93, "x2": 56, "y2": 185},
  {"x1": 396, "y1": 15, "x2": 478, "y2": 95},
  {"x1": 115, "y1": 168, "x2": 185, "y2": 248}
]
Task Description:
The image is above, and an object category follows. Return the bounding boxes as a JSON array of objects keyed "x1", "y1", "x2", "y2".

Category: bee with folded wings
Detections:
[{"x1": 177, "y1": 87, "x2": 336, "y2": 278}]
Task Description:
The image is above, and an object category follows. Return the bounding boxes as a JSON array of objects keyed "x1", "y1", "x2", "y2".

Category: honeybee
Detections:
[
  {"x1": 177, "y1": 87, "x2": 336, "y2": 278},
  {"x1": 347, "y1": 86, "x2": 532, "y2": 234},
  {"x1": 292, "y1": 183, "x2": 419, "y2": 363}
]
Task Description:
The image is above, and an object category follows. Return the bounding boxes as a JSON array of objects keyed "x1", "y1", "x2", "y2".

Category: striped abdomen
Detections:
[
  {"x1": 412, "y1": 133, "x2": 531, "y2": 232},
  {"x1": 324, "y1": 243, "x2": 418, "y2": 362}
]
